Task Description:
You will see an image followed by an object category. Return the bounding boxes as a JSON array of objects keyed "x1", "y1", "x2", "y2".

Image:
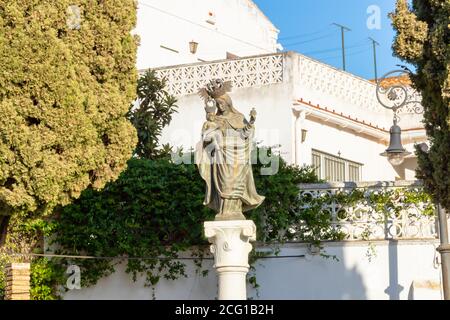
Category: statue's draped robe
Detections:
[{"x1": 196, "y1": 110, "x2": 265, "y2": 214}]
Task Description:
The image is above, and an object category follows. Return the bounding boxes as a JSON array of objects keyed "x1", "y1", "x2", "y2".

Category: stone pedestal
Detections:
[
  {"x1": 5, "y1": 263, "x2": 30, "y2": 300},
  {"x1": 204, "y1": 220, "x2": 256, "y2": 300}
]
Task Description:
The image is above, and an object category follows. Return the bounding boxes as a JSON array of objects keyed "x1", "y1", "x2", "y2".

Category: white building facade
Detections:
[
  {"x1": 60, "y1": 0, "x2": 440, "y2": 301},
  {"x1": 155, "y1": 52, "x2": 426, "y2": 182},
  {"x1": 136, "y1": 0, "x2": 426, "y2": 181},
  {"x1": 135, "y1": 0, "x2": 281, "y2": 70}
]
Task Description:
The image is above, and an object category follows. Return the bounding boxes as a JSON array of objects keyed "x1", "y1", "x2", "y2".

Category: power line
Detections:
[
  {"x1": 282, "y1": 33, "x2": 336, "y2": 48},
  {"x1": 9, "y1": 252, "x2": 211, "y2": 261},
  {"x1": 138, "y1": 1, "x2": 272, "y2": 53},
  {"x1": 303, "y1": 40, "x2": 370, "y2": 55},
  {"x1": 279, "y1": 27, "x2": 331, "y2": 41},
  {"x1": 312, "y1": 47, "x2": 372, "y2": 61},
  {"x1": 8, "y1": 252, "x2": 306, "y2": 260}
]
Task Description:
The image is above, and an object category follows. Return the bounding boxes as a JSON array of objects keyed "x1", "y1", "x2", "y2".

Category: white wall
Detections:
[
  {"x1": 399, "y1": 156, "x2": 419, "y2": 180},
  {"x1": 153, "y1": 51, "x2": 425, "y2": 181},
  {"x1": 291, "y1": 53, "x2": 395, "y2": 131},
  {"x1": 287, "y1": 52, "x2": 425, "y2": 180},
  {"x1": 63, "y1": 240, "x2": 443, "y2": 300},
  {"x1": 135, "y1": 0, "x2": 279, "y2": 70},
  {"x1": 298, "y1": 119, "x2": 399, "y2": 181},
  {"x1": 160, "y1": 82, "x2": 295, "y2": 165}
]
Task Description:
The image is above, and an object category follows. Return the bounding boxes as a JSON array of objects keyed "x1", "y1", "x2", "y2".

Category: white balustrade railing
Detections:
[
  {"x1": 153, "y1": 53, "x2": 284, "y2": 96},
  {"x1": 150, "y1": 52, "x2": 424, "y2": 125},
  {"x1": 295, "y1": 55, "x2": 382, "y2": 112},
  {"x1": 298, "y1": 181, "x2": 437, "y2": 241}
]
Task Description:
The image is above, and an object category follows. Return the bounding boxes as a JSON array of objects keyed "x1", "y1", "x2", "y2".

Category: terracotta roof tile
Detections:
[{"x1": 369, "y1": 75, "x2": 412, "y2": 88}]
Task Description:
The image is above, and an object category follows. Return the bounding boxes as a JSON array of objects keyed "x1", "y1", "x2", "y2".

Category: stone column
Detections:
[
  {"x1": 5, "y1": 263, "x2": 30, "y2": 300},
  {"x1": 204, "y1": 220, "x2": 256, "y2": 300}
]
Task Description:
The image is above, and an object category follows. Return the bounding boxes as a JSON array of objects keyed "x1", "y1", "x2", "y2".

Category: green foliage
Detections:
[
  {"x1": 30, "y1": 258, "x2": 65, "y2": 300},
  {"x1": 0, "y1": 261, "x2": 4, "y2": 299},
  {"x1": 0, "y1": 209, "x2": 63, "y2": 300},
  {"x1": 51, "y1": 158, "x2": 214, "y2": 288},
  {"x1": 0, "y1": 1, "x2": 139, "y2": 300},
  {"x1": 129, "y1": 69, "x2": 178, "y2": 160},
  {"x1": 0, "y1": 1, "x2": 138, "y2": 221},
  {"x1": 391, "y1": 0, "x2": 450, "y2": 211},
  {"x1": 21, "y1": 152, "x2": 434, "y2": 298},
  {"x1": 39, "y1": 148, "x2": 321, "y2": 292},
  {"x1": 250, "y1": 147, "x2": 323, "y2": 242},
  {"x1": 0, "y1": 255, "x2": 65, "y2": 300}
]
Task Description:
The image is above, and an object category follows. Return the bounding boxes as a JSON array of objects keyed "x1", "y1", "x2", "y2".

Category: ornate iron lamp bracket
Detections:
[{"x1": 376, "y1": 68, "x2": 424, "y2": 124}]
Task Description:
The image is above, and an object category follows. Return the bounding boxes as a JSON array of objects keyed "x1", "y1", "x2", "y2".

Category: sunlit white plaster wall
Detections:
[
  {"x1": 135, "y1": 0, "x2": 280, "y2": 70},
  {"x1": 160, "y1": 82, "x2": 295, "y2": 166},
  {"x1": 298, "y1": 119, "x2": 399, "y2": 181},
  {"x1": 63, "y1": 240, "x2": 443, "y2": 300}
]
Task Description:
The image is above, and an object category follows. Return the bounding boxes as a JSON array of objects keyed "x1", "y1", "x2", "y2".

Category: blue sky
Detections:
[{"x1": 253, "y1": 0, "x2": 411, "y2": 80}]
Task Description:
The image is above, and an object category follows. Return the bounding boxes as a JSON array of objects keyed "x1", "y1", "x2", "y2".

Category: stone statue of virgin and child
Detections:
[{"x1": 196, "y1": 79, "x2": 264, "y2": 221}]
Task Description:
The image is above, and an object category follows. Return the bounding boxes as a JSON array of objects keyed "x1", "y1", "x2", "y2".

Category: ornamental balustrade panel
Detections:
[
  {"x1": 298, "y1": 182, "x2": 437, "y2": 241},
  {"x1": 153, "y1": 54, "x2": 284, "y2": 96},
  {"x1": 296, "y1": 56, "x2": 381, "y2": 112},
  {"x1": 296, "y1": 55, "x2": 423, "y2": 115}
]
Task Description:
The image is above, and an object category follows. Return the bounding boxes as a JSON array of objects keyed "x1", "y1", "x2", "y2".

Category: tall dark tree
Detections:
[
  {"x1": 129, "y1": 70, "x2": 178, "y2": 160},
  {"x1": 391, "y1": 0, "x2": 450, "y2": 210}
]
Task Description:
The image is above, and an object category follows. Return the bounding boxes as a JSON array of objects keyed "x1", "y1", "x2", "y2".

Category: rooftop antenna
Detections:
[
  {"x1": 332, "y1": 23, "x2": 351, "y2": 71},
  {"x1": 369, "y1": 37, "x2": 380, "y2": 81}
]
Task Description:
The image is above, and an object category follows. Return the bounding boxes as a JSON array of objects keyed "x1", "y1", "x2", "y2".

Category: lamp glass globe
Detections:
[{"x1": 387, "y1": 153, "x2": 405, "y2": 166}]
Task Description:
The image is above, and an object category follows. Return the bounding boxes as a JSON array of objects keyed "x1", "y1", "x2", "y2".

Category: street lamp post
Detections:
[
  {"x1": 375, "y1": 69, "x2": 417, "y2": 166},
  {"x1": 437, "y1": 204, "x2": 450, "y2": 299},
  {"x1": 376, "y1": 69, "x2": 450, "y2": 300}
]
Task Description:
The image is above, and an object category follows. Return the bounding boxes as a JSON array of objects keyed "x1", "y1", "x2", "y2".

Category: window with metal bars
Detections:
[{"x1": 311, "y1": 149, "x2": 363, "y2": 182}]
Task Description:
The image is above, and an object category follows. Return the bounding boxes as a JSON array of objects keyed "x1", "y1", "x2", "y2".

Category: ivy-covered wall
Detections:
[
  {"x1": 0, "y1": 156, "x2": 436, "y2": 299},
  {"x1": 27, "y1": 150, "x2": 323, "y2": 298}
]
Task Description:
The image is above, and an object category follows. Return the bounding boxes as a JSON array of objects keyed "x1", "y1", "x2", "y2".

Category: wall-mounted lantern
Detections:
[
  {"x1": 189, "y1": 40, "x2": 198, "y2": 54},
  {"x1": 301, "y1": 129, "x2": 308, "y2": 143}
]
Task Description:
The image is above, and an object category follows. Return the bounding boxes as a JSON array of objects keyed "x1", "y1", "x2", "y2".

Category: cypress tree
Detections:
[
  {"x1": 391, "y1": 0, "x2": 450, "y2": 210},
  {"x1": 0, "y1": 1, "x2": 138, "y2": 227}
]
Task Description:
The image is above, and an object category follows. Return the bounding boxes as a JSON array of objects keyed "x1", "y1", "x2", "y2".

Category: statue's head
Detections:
[
  {"x1": 215, "y1": 94, "x2": 233, "y2": 113},
  {"x1": 198, "y1": 79, "x2": 242, "y2": 116},
  {"x1": 199, "y1": 79, "x2": 232, "y2": 103},
  {"x1": 206, "y1": 112, "x2": 215, "y2": 121}
]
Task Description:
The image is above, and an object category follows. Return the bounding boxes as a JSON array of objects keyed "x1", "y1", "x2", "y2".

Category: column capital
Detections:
[
  {"x1": 204, "y1": 220, "x2": 256, "y2": 269},
  {"x1": 204, "y1": 220, "x2": 257, "y2": 300}
]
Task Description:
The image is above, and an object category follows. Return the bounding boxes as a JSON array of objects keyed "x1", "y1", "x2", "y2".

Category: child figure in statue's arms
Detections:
[{"x1": 201, "y1": 100, "x2": 222, "y2": 157}]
